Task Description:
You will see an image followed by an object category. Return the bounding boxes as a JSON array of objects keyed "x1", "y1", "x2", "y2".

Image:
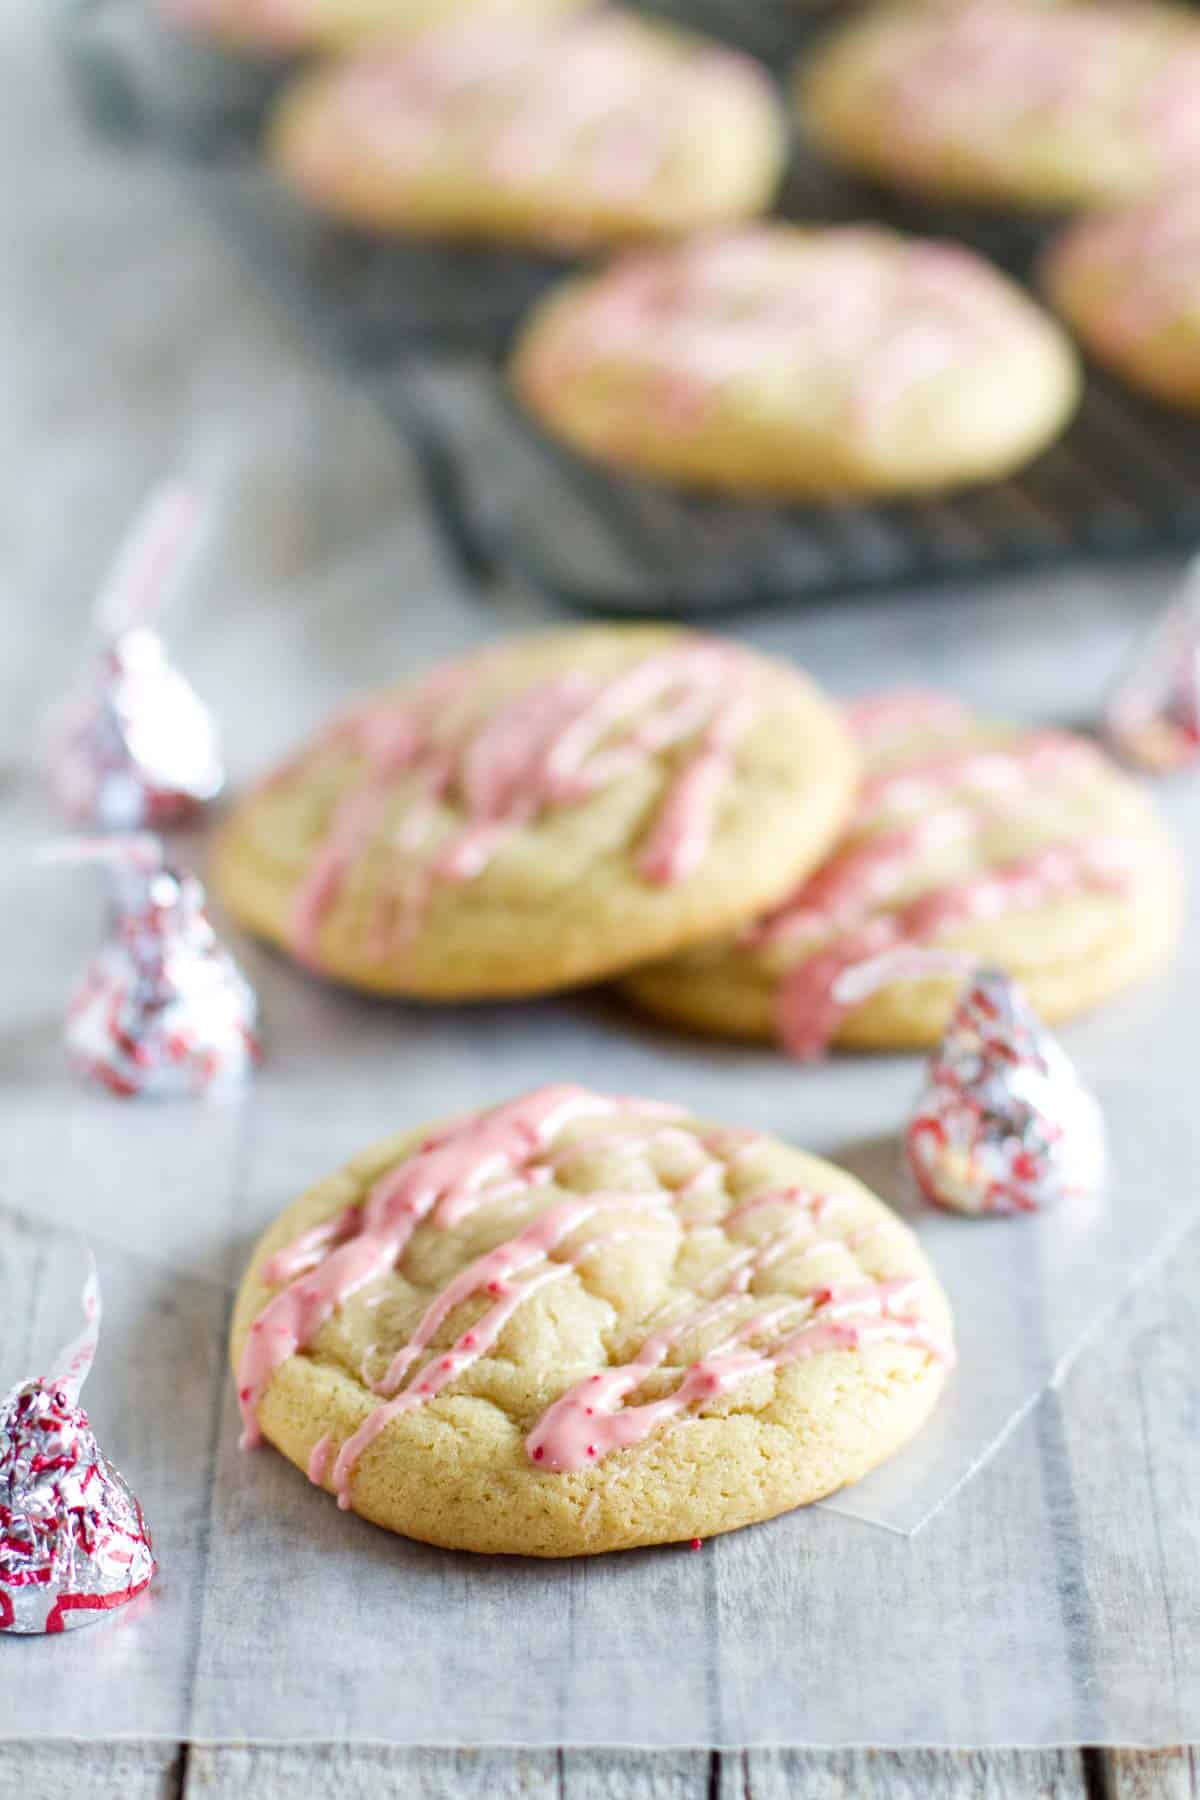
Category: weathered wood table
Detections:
[{"x1": 3, "y1": 5, "x2": 1198, "y2": 1793}]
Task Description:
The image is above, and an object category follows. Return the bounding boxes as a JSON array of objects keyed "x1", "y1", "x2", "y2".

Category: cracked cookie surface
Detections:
[
  {"x1": 213, "y1": 625, "x2": 856, "y2": 1000},
  {"x1": 231, "y1": 1085, "x2": 954, "y2": 1555}
]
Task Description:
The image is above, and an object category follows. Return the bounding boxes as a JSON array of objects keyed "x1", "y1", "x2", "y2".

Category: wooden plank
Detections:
[
  {"x1": 184, "y1": 1745, "x2": 557, "y2": 1798},
  {"x1": 736, "y1": 1749, "x2": 1087, "y2": 1799},
  {"x1": 563, "y1": 1751, "x2": 713, "y2": 1798},
  {"x1": 178, "y1": 1746, "x2": 1100, "y2": 1798},
  {"x1": 1104, "y1": 1748, "x2": 1199, "y2": 1800},
  {"x1": 1051, "y1": 1217, "x2": 1200, "y2": 1745},
  {"x1": 0, "y1": 1743, "x2": 181, "y2": 1800}
]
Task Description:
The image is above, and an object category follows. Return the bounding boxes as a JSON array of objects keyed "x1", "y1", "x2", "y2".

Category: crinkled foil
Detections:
[
  {"x1": 50, "y1": 627, "x2": 224, "y2": 830},
  {"x1": 47, "y1": 481, "x2": 222, "y2": 830},
  {"x1": 1106, "y1": 556, "x2": 1200, "y2": 773},
  {"x1": 61, "y1": 840, "x2": 260, "y2": 1099},
  {"x1": 1, "y1": 1266, "x2": 155, "y2": 1634},
  {"x1": 907, "y1": 967, "x2": 1106, "y2": 1217}
]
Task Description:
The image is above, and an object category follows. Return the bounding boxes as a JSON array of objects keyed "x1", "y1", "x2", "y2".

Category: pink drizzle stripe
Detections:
[
  {"x1": 237, "y1": 1088, "x2": 949, "y2": 1506},
  {"x1": 731, "y1": 692, "x2": 1136, "y2": 1059},
  {"x1": 328, "y1": 14, "x2": 772, "y2": 206},
  {"x1": 236, "y1": 1084, "x2": 612, "y2": 1447},
  {"x1": 284, "y1": 643, "x2": 757, "y2": 962},
  {"x1": 777, "y1": 837, "x2": 1136, "y2": 1061},
  {"x1": 525, "y1": 228, "x2": 1030, "y2": 445}
]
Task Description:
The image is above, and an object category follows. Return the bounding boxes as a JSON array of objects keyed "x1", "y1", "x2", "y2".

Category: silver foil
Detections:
[
  {"x1": 1106, "y1": 555, "x2": 1200, "y2": 773},
  {"x1": 1, "y1": 1268, "x2": 155, "y2": 1634},
  {"x1": 63, "y1": 840, "x2": 260, "y2": 1099},
  {"x1": 907, "y1": 966, "x2": 1106, "y2": 1217},
  {"x1": 47, "y1": 482, "x2": 223, "y2": 830},
  {"x1": 50, "y1": 627, "x2": 224, "y2": 830}
]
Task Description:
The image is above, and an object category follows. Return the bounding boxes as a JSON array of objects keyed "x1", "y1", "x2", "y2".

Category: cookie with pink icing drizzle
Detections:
[
  {"x1": 213, "y1": 625, "x2": 857, "y2": 1001},
  {"x1": 268, "y1": 10, "x2": 784, "y2": 251},
  {"x1": 800, "y1": 1, "x2": 1200, "y2": 212},
  {"x1": 1045, "y1": 187, "x2": 1200, "y2": 413},
  {"x1": 512, "y1": 224, "x2": 1078, "y2": 499},
  {"x1": 230, "y1": 1085, "x2": 953, "y2": 1554},
  {"x1": 622, "y1": 689, "x2": 1180, "y2": 1055},
  {"x1": 157, "y1": 0, "x2": 589, "y2": 58}
]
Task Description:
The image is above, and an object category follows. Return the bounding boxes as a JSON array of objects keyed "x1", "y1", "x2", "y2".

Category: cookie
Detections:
[
  {"x1": 231, "y1": 1084, "x2": 954, "y2": 1554},
  {"x1": 510, "y1": 225, "x2": 1079, "y2": 499},
  {"x1": 157, "y1": 0, "x2": 589, "y2": 57},
  {"x1": 212, "y1": 626, "x2": 858, "y2": 1000},
  {"x1": 1043, "y1": 188, "x2": 1200, "y2": 412},
  {"x1": 268, "y1": 12, "x2": 785, "y2": 250},
  {"x1": 623, "y1": 690, "x2": 1182, "y2": 1055},
  {"x1": 798, "y1": 1, "x2": 1200, "y2": 212}
]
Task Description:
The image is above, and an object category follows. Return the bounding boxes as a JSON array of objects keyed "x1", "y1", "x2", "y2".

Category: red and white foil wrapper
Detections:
[
  {"x1": 45, "y1": 835, "x2": 260, "y2": 1100},
  {"x1": 1105, "y1": 556, "x2": 1200, "y2": 774},
  {"x1": 836, "y1": 952, "x2": 1106, "y2": 1217},
  {"x1": 1, "y1": 1262, "x2": 155, "y2": 1634},
  {"x1": 47, "y1": 481, "x2": 223, "y2": 830}
]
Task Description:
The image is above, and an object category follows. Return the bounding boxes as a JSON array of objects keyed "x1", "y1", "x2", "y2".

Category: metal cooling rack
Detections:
[{"x1": 52, "y1": 0, "x2": 1200, "y2": 613}]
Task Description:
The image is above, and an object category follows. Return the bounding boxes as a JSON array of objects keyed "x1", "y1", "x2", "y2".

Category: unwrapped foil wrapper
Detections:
[
  {"x1": 1, "y1": 1264, "x2": 155, "y2": 1634},
  {"x1": 906, "y1": 966, "x2": 1105, "y2": 1217},
  {"x1": 1106, "y1": 556, "x2": 1200, "y2": 774},
  {"x1": 48, "y1": 482, "x2": 223, "y2": 830},
  {"x1": 55, "y1": 835, "x2": 260, "y2": 1099}
]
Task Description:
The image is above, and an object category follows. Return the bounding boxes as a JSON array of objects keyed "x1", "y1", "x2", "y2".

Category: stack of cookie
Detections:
[
  {"x1": 214, "y1": 623, "x2": 1181, "y2": 1060},
  {"x1": 217, "y1": 626, "x2": 1180, "y2": 1550}
]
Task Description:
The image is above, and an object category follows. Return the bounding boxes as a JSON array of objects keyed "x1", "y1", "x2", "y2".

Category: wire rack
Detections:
[{"x1": 52, "y1": 0, "x2": 1200, "y2": 613}]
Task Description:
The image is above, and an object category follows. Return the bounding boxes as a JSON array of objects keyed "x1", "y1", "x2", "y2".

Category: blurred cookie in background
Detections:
[
  {"x1": 157, "y1": 0, "x2": 590, "y2": 57},
  {"x1": 798, "y1": 0, "x2": 1200, "y2": 212},
  {"x1": 1044, "y1": 188, "x2": 1200, "y2": 411},
  {"x1": 511, "y1": 224, "x2": 1080, "y2": 499},
  {"x1": 268, "y1": 11, "x2": 785, "y2": 250}
]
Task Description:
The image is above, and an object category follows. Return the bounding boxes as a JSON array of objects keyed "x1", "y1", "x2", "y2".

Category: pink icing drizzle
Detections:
[
  {"x1": 328, "y1": 13, "x2": 768, "y2": 206},
  {"x1": 777, "y1": 838, "x2": 1136, "y2": 1061},
  {"x1": 524, "y1": 226, "x2": 1030, "y2": 442},
  {"x1": 749, "y1": 694, "x2": 1137, "y2": 1058},
  {"x1": 238, "y1": 1088, "x2": 949, "y2": 1505},
  {"x1": 284, "y1": 641, "x2": 757, "y2": 963},
  {"x1": 881, "y1": 3, "x2": 1184, "y2": 156},
  {"x1": 528, "y1": 1275, "x2": 940, "y2": 1471},
  {"x1": 306, "y1": 1432, "x2": 334, "y2": 1486},
  {"x1": 855, "y1": 730, "x2": 1097, "y2": 817},
  {"x1": 236, "y1": 1084, "x2": 613, "y2": 1447}
]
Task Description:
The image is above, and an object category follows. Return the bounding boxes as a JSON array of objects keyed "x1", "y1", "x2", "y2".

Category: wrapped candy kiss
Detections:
[
  {"x1": 40, "y1": 834, "x2": 260, "y2": 1099},
  {"x1": 1, "y1": 1259, "x2": 155, "y2": 1634},
  {"x1": 46, "y1": 479, "x2": 223, "y2": 830},
  {"x1": 834, "y1": 950, "x2": 1105, "y2": 1217}
]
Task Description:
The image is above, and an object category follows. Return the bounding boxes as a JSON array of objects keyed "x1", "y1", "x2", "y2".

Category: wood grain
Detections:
[
  {"x1": 0, "y1": 1743, "x2": 182, "y2": 1800},
  {"x1": 1106, "y1": 1749, "x2": 1199, "y2": 1800},
  {"x1": 178, "y1": 1746, "x2": 1093, "y2": 1799},
  {"x1": 1, "y1": 1747, "x2": 1198, "y2": 1800}
]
